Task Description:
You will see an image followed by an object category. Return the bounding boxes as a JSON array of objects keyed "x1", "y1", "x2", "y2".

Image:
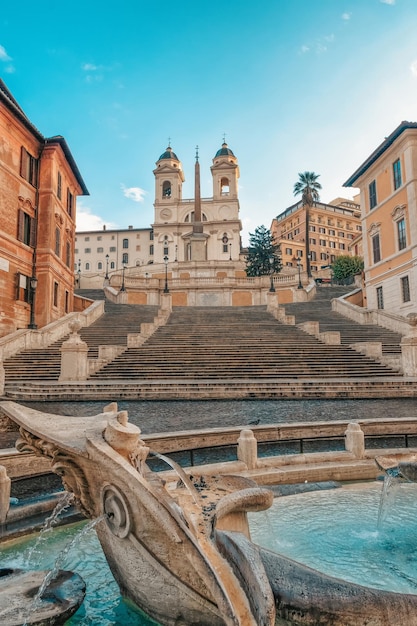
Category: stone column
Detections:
[
  {"x1": 345, "y1": 422, "x2": 365, "y2": 459},
  {"x1": 0, "y1": 465, "x2": 11, "y2": 523},
  {"x1": 59, "y1": 320, "x2": 89, "y2": 381},
  {"x1": 237, "y1": 429, "x2": 258, "y2": 469},
  {"x1": 401, "y1": 314, "x2": 417, "y2": 376},
  {"x1": 160, "y1": 292, "x2": 172, "y2": 312}
]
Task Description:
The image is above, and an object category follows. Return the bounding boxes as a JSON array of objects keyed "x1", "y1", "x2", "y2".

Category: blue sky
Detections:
[{"x1": 2, "y1": 0, "x2": 417, "y2": 245}]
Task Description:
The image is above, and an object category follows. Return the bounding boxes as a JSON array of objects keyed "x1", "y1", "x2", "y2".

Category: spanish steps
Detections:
[{"x1": 2, "y1": 286, "x2": 409, "y2": 400}]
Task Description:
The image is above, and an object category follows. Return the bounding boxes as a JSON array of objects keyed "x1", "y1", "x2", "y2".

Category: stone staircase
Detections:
[
  {"x1": 88, "y1": 303, "x2": 400, "y2": 380},
  {"x1": 284, "y1": 286, "x2": 403, "y2": 357},
  {"x1": 3, "y1": 291, "x2": 158, "y2": 383}
]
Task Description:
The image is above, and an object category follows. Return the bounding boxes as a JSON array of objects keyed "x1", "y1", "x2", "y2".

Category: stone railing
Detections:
[
  {"x1": 332, "y1": 292, "x2": 413, "y2": 336},
  {"x1": 0, "y1": 300, "x2": 104, "y2": 362}
]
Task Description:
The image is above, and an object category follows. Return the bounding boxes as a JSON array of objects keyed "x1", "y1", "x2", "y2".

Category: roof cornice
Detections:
[{"x1": 343, "y1": 121, "x2": 417, "y2": 187}]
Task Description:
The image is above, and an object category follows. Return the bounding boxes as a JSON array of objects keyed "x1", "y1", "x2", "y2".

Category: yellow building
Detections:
[
  {"x1": 344, "y1": 121, "x2": 417, "y2": 314},
  {"x1": 271, "y1": 198, "x2": 361, "y2": 276}
]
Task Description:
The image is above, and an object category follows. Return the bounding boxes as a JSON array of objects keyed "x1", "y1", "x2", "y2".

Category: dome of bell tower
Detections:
[{"x1": 214, "y1": 142, "x2": 235, "y2": 158}]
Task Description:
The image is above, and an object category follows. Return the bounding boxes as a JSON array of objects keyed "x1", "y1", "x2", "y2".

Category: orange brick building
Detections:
[{"x1": 0, "y1": 80, "x2": 88, "y2": 335}]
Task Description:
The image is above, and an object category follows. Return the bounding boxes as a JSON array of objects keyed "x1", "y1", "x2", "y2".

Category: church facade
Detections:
[{"x1": 151, "y1": 142, "x2": 242, "y2": 264}]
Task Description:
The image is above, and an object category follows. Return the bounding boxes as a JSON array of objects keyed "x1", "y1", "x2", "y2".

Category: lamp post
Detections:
[
  {"x1": 77, "y1": 259, "x2": 81, "y2": 288},
  {"x1": 28, "y1": 276, "x2": 38, "y2": 329},
  {"x1": 120, "y1": 264, "x2": 126, "y2": 292},
  {"x1": 269, "y1": 256, "x2": 276, "y2": 292},
  {"x1": 163, "y1": 255, "x2": 169, "y2": 293},
  {"x1": 229, "y1": 243, "x2": 232, "y2": 261},
  {"x1": 105, "y1": 254, "x2": 109, "y2": 280},
  {"x1": 296, "y1": 256, "x2": 303, "y2": 289}
]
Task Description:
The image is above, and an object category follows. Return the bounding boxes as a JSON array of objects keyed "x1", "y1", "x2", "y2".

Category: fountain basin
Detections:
[{"x1": 0, "y1": 567, "x2": 85, "y2": 626}]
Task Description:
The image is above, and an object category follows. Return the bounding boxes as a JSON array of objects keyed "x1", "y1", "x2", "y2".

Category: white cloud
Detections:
[
  {"x1": 300, "y1": 35, "x2": 335, "y2": 55},
  {"x1": 76, "y1": 204, "x2": 118, "y2": 231},
  {"x1": 0, "y1": 45, "x2": 11, "y2": 61},
  {"x1": 82, "y1": 63, "x2": 99, "y2": 71},
  {"x1": 121, "y1": 185, "x2": 147, "y2": 203},
  {"x1": 410, "y1": 60, "x2": 417, "y2": 77},
  {"x1": 300, "y1": 45, "x2": 310, "y2": 54},
  {"x1": 341, "y1": 12, "x2": 351, "y2": 20},
  {"x1": 380, "y1": 0, "x2": 395, "y2": 4}
]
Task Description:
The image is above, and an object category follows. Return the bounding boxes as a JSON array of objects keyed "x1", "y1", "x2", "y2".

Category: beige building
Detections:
[
  {"x1": 344, "y1": 121, "x2": 417, "y2": 314},
  {"x1": 74, "y1": 226, "x2": 153, "y2": 289},
  {"x1": 271, "y1": 198, "x2": 361, "y2": 275}
]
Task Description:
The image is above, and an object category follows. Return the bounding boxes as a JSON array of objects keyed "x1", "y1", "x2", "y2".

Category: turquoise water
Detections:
[
  {"x1": 0, "y1": 521, "x2": 159, "y2": 625},
  {"x1": 249, "y1": 482, "x2": 417, "y2": 594}
]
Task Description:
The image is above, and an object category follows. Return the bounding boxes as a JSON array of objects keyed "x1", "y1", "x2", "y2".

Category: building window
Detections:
[
  {"x1": 310, "y1": 251, "x2": 317, "y2": 261},
  {"x1": 20, "y1": 147, "x2": 39, "y2": 187},
  {"x1": 85, "y1": 262, "x2": 90, "y2": 270},
  {"x1": 397, "y1": 218, "x2": 406, "y2": 250},
  {"x1": 150, "y1": 244, "x2": 154, "y2": 255},
  {"x1": 97, "y1": 235, "x2": 102, "y2": 241},
  {"x1": 67, "y1": 189, "x2": 74, "y2": 217},
  {"x1": 122, "y1": 253, "x2": 128, "y2": 264},
  {"x1": 372, "y1": 234, "x2": 381, "y2": 263},
  {"x1": 123, "y1": 238, "x2": 129, "y2": 249},
  {"x1": 110, "y1": 246, "x2": 116, "y2": 252},
  {"x1": 328, "y1": 229, "x2": 335, "y2": 236},
  {"x1": 66, "y1": 242, "x2": 71, "y2": 267},
  {"x1": 84, "y1": 248, "x2": 91, "y2": 254},
  {"x1": 55, "y1": 227, "x2": 61, "y2": 256},
  {"x1": 84, "y1": 236, "x2": 90, "y2": 241},
  {"x1": 285, "y1": 248, "x2": 292, "y2": 255},
  {"x1": 163, "y1": 246, "x2": 169, "y2": 256},
  {"x1": 320, "y1": 253, "x2": 328, "y2": 261},
  {"x1": 319, "y1": 227, "x2": 326, "y2": 234},
  {"x1": 150, "y1": 230, "x2": 154, "y2": 240},
  {"x1": 338, "y1": 232, "x2": 345, "y2": 237},
  {"x1": 329, "y1": 241, "x2": 336, "y2": 249},
  {"x1": 98, "y1": 262, "x2": 103, "y2": 270},
  {"x1": 309, "y1": 238, "x2": 316, "y2": 245},
  {"x1": 16, "y1": 273, "x2": 29, "y2": 302},
  {"x1": 393, "y1": 159, "x2": 402, "y2": 190},
  {"x1": 17, "y1": 210, "x2": 36, "y2": 247},
  {"x1": 97, "y1": 247, "x2": 104, "y2": 253},
  {"x1": 376, "y1": 286, "x2": 384, "y2": 309},
  {"x1": 296, "y1": 250, "x2": 303, "y2": 257},
  {"x1": 339, "y1": 243, "x2": 345, "y2": 250},
  {"x1": 57, "y1": 171, "x2": 62, "y2": 200},
  {"x1": 369, "y1": 180, "x2": 377, "y2": 209},
  {"x1": 110, "y1": 261, "x2": 115, "y2": 269},
  {"x1": 401, "y1": 275, "x2": 411, "y2": 302},
  {"x1": 319, "y1": 239, "x2": 326, "y2": 246},
  {"x1": 310, "y1": 225, "x2": 316, "y2": 232},
  {"x1": 53, "y1": 281, "x2": 59, "y2": 308}
]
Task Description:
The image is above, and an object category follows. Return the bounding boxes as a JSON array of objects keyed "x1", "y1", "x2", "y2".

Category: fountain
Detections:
[{"x1": 2, "y1": 400, "x2": 417, "y2": 625}]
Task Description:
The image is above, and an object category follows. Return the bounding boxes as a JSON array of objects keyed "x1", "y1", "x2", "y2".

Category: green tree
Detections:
[
  {"x1": 293, "y1": 171, "x2": 322, "y2": 278},
  {"x1": 331, "y1": 255, "x2": 364, "y2": 283},
  {"x1": 245, "y1": 225, "x2": 282, "y2": 277}
]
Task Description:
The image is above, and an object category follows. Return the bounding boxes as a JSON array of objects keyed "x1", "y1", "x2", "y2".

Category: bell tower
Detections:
[
  {"x1": 211, "y1": 141, "x2": 239, "y2": 201},
  {"x1": 153, "y1": 144, "x2": 185, "y2": 208}
]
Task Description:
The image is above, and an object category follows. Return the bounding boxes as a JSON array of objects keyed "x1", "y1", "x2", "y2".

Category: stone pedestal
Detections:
[
  {"x1": 59, "y1": 321, "x2": 89, "y2": 381},
  {"x1": 345, "y1": 422, "x2": 365, "y2": 459},
  {"x1": 237, "y1": 429, "x2": 258, "y2": 469}
]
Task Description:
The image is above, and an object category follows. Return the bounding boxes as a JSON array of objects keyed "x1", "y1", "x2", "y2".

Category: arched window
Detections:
[
  {"x1": 222, "y1": 233, "x2": 229, "y2": 253},
  {"x1": 110, "y1": 261, "x2": 115, "y2": 269},
  {"x1": 85, "y1": 262, "x2": 90, "y2": 271},
  {"x1": 122, "y1": 253, "x2": 129, "y2": 264},
  {"x1": 184, "y1": 211, "x2": 207, "y2": 222},
  {"x1": 123, "y1": 238, "x2": 129, "y2": 249},
  {"x1": 98, "y1": 262, "x2": 103, "y2": 270},
  {"x1": 220, "y1": 177, "x2": 230, "y2": 196},
  {"x1": 162, "y1": 181, "x2": 171, "y2": 198}
]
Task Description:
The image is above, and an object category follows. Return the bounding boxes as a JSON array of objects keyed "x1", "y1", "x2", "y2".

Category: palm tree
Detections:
[{"x1": 293, "y1": 171, "x2": 322, "y2": 278}]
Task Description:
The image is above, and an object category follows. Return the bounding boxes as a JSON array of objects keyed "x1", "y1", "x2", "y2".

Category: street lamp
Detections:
[
  {"x1": 163, "y1": 255, "x2": 169, "y2": 293},
  {"x1": 269, "y1": 255, "x2": 276, "y2": 292},
  {"x1": 229, "y1": 243, "x2": 232, "y2": 261},
  {"x1": 296, "y1": 256, "x2": 303, "y2": 289},
  {"x1": 120, "y1": 264, "x2": 126, "y2": 292},
  {"x1": 28, "y1": 276, "x2": 38, "y2": 329},
  {"x1": 77, "y1": 259, "x2": 81, "y2": 288},
  {"x1": 105, "y1": 254, "x2": 109, "y2": 280}
]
